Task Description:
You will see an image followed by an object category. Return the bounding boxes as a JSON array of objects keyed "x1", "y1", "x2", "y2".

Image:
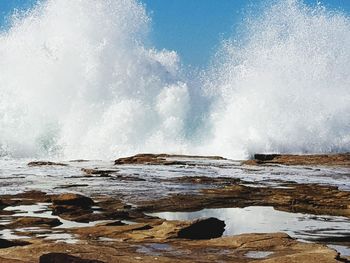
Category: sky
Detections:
[{"x1": 0, "y1": 0, "x2": 350, "y2": 67}]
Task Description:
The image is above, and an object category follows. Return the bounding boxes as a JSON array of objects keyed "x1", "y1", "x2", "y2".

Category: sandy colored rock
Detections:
[{"x1": 0, "y1": 231, "x2": 345, "y2": 263}]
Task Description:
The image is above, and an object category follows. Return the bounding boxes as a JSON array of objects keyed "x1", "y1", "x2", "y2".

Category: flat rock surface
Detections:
[{"x1": 1, "y1": 153, "x2": 350, "y2": 262}]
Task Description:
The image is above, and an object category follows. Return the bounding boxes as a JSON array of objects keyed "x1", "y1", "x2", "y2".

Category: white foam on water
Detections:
[
  {"x1": 0, "y1": 0, "x2": 349, "y2": 159},
  {"x1": 0, "y1": 0, "x2": 190, "y2": 159},
  {"x1": 202, "y1": 0, "x2": 350, "y2": 158}
]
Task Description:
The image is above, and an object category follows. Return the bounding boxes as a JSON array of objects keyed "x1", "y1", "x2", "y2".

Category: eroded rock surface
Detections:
[{"x1": 1, "y1": 153, "x2": 350, "y2": 262}]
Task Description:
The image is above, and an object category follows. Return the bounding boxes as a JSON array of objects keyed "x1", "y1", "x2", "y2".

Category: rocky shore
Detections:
[{"x1": 0, "y1": 153, "x2": 350, "y2": 262}]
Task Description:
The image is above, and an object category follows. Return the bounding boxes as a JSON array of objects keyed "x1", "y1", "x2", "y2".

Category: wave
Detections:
[{"x1": 0, "y1": 0, "x2": 349, "y2": 159}]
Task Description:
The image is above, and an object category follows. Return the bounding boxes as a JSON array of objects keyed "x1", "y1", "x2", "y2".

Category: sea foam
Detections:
[
  {"x1": 0, "y1": 0, "x2": 349, "y2": 159},
  {"x1": 0, "y1": 0, "x2": 190, "y2": 158},
  {"x1": 202, "y1": 0, "x2": 350, "y2": 158}
]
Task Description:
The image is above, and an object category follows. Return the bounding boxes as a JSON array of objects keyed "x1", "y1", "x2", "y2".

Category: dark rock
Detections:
[
  {"x1": 51, "y1": 193, "x2": 94, "y2": 208},
  {"x1": 39, "y1": 253, "x2": 105, "y2": 263},
  {"x1": 254, "y1": 154, "x2": 281, "y2": 161},
  {"x1": 177, "y1": 217, "x2": 225, "y2": 240},
  {"x1": 27, "y1": 161, "x2": 68, "y2": 167},
  {"x1": 56, "y1": 184, "x2": 89, "y2": 189},
  {"x1": 81, "y1": 168, "x2": 118, "y2": 175},
  {"x1": 0, "y1": 239, "x2": 30, "y2": 249},
  {"x1": 103, "y1": 220, "x2": 126, "y2": 226}
]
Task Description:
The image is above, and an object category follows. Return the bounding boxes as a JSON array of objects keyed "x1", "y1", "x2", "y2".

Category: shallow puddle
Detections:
[{"x1": 151, "y1": 206, "x2": 350, "y2": 251}]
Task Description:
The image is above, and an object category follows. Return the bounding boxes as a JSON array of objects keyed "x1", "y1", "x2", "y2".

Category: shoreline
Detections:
[{"x1": 0, "y1": 153, "x2": 349, "y2": 262}]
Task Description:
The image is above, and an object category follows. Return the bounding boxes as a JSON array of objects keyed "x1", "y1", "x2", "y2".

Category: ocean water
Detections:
[{"x1": 0, "y1": 0, "x2": 349, "y2": 160}]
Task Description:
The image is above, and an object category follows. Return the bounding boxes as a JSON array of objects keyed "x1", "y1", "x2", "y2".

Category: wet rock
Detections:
[
  {"x1": 81, "y1": 168, "x2": 118, "y2": 176},
  {"x1": 0, "y1": 228, "x2": 346, "y2": 263},
  {"x1": 15, "y1": 190, "x2": 53, "y2": 202},
  {"x1": 51, "y1": 193, "x2": 94, "y2": 208},
  {"x1": 39, "y1": 253, "x2": 105, "y2": 263},
  {"x1": 165, "y1": 176, "x2": 240, "y2": 185},
  {"x1": 56, "y1": 184, "x2": 89, "y2": 189},
  {"x1": 141, "y1": 183, "x2": 350, "y2": 218},
  {"x1": 102, "y1": 220, "x2": 126, "y2": 226},
  {"x1": 113, "y1": 174, "x2": 147, "y2": 182},
  {"x1": 177, "y1": 217, "x2": 225, "y2": 240},
  {"x1": 0, "y1": 239, "x2": 30, "y2": 249},
  {"x1": 27, "y1": 161, "x2": 68, "y2": 167},
  {"x1": 244, "y1": 153, "x2": 350, "y2": 166},
  {"x1": 51, "y1": 193, "x2": 95, "y2": 222},
  {"x1": 114, "y1": 153, "x2": 225, "y2": 165},
  {"x1": 0, "y1": 191, "x2": 52, "y2": 207},
  {"x1": 6, "y1": 217, "x2": 62, "y2": 228}
]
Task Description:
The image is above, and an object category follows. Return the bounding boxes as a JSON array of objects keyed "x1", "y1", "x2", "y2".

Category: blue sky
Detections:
[{"x1": 1, "y1": 0, "x2": 349, "y2": 67}]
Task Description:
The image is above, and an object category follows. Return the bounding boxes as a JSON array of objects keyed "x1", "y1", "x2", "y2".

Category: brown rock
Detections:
[
  {"x1": 140, "y1": 183, "x2": 350, "y2": 218},
  {"x1": 51, "y1": 193, "x2": 94, "y2": 208},
  {"x1": 244, "y1": 153, "x2": 350, "y2": 166},
  {"x1": 6, "y1": 217, "x2": 62, "y2": 228},
  {"x1": 114, "y1": 153, "x2": 225, "y2": 165}
]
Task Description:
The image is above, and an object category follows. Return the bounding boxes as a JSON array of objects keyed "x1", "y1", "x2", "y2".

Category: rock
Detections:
[
  {"x1": 27, "y1": 161, "x2": 68, "y2": 167},
  {"x1": 114, "y1": 153, "x2": 225, "y2": 165},
  {"x1": 244, "y1": 153, "x2": 350, "y2": 166},
  {"x1": 0, "y1": 228, "x2": 346, "y2": 263},
  {"x1": 51, "y1": 205, "x2": 91, "y2": 219},
  {"x1": 0, "y1": 239, "x2": 30, "y2": 249},
  {"x1": 39, "y1": 253, "x2": 105, "y2": 263},
  {"x1": 51, "y1": 193, "x2": 94, "y2": 208},
  {"x1": 121, "y1": 217, "x2": 225, "y2": 241},
  {"x1": 6, "y1": 217, "x2": 62, "y2": 228},
  {"x1": 81, "y1": 168, "x2": 118, "y2": 176},
  {"x1": 177, "y1": 217, "x2": 225, "y2": 240},
  {"x1": 141, "y1": 182, "x2": 350, "y2": 218},
  {"x1": 114, "y1": 154, "x2": 186, "y2": 165},
  {"x1": 51, "y1": 194, "x2": 97, "y2": 222},
  {"x1": 165, "y1": 176, "x2": 240, "y2": 185}
]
